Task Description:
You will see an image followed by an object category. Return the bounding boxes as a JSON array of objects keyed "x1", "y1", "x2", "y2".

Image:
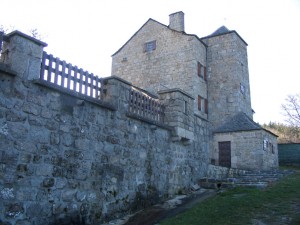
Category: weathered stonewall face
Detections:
[{"x1": 0, "y1": 30, "x2": 210, "y2": 225}]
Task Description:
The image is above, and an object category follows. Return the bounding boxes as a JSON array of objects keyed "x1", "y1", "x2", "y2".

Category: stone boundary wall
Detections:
[
  {"x1": 0, "y1": 31, "x2": 210, "y2": 225},
  {"x1": 206, "y1": 165, "x2": 246, "y2": 179}
]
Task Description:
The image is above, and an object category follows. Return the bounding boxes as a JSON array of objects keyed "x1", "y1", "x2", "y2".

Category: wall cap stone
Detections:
[
  {"x1": 158, "y1": 88, "x2": 194, "y2": 100},
  {"x1": 103, "y1": 75, "x2": 132, "y2": 86},
  {"x1": 6, "y1": 30, "x2": 48, "y2": 47},
  {"x1": 104, "y1": 75, "x2": 158, "y2": 99},
  {"x1": 126, "y1": 112, "x2": 172, "y2": 130}
]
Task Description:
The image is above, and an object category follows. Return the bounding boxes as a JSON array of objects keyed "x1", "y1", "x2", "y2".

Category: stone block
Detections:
[
  {"x1": 1, "y1": 187, "x2": 15, "y2": 200},
  {"x1": 75, "y1": 138, "x2": 89, "y2": 150},
  {"x1": 8, "y1": 122, "x2": 28, "y2": 139},
  {"x1": 42, "y1": 178, "x2": 55, "y2": 188},
  {"x1": 29, "y1": 127, "x2": 50, "y2": 144},
  {"x1": 5, "y1": 203, "x2": 24, "y2": 218},
  {"x1": 173, "y1": 127, "x2": 194, "y2": 141},
  {"x1": 62, "y1": 189, "x2": 77, "y2": 202},
  {"x1": 36, "y1": 164, "x2": 52, "y2": 176},
  {"x1": 26, "y1": 203, "x2": 42, "y2": 218}
]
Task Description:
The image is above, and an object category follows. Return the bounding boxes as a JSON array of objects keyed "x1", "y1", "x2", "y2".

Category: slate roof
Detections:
[
  {"x1": 214, "y1": 112, "x2": 262, "y2": 133},
  {"x1": 201, "y1": 25, "x2": 248, "y2": 46},
  {"x1": 211, "y1": 26, "x2": 230, "y2": 36}
]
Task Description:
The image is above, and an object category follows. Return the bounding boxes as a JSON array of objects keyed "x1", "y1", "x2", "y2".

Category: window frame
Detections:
[
  {"x1": 198, "y1": 95, "x2": 208, "y2": 114},
  {"x1": 144, "y1": 40, "x2": 156, "y2": 53},
  {"x1": 197, "y1": 61, "x2": 207, "y2": 81}
]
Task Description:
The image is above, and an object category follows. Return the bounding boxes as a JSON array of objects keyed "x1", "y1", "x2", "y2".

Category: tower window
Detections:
[
  {"x1": 198, "y1": 95, "x2": 208, "y2": 114},
  {"x1": 198, "y1": 95, "x2": 202, "y2": 111},
  {"x1": 197, "y1": 62, "x2": 207, "y2": 81}
]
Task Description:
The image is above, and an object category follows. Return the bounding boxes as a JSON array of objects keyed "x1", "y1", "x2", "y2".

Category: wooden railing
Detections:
[
  {"x1": 40, "y1": 51, "x2": 104, "y2": 100},
  {"x1": 128, "y1": 88, "x2": 164, "y2": 123}
]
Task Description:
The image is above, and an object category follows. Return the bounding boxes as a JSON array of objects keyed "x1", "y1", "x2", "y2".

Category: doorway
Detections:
[{"x1": 219, "y1": 141, "x2": 231, "y2": 168}]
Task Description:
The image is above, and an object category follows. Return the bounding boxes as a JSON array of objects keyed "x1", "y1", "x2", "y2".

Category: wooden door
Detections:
[{"x1": 219, "y1": 141, "x2": 231, "y2": 168}]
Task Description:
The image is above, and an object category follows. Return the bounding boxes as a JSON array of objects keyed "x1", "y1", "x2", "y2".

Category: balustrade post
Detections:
[
  {"x1": 102, "y1": 75, "x2": 132, "y2": 111},
  {"x1": 158, "y1": 88, "x2": 194, "y2": 142},
  {"x1": 2, "y1": 30, "x2": 47, "y2": 80}
]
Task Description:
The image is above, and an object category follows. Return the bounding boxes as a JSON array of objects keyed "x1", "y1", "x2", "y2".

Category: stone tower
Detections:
[{"x1": 202, "y1": 26, "x2": 253, "y2": 129}]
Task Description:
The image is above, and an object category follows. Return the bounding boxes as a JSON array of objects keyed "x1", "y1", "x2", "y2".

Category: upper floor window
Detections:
[
  {"x1": 197, "y1": 62, "x2": 207, "y2": 81},
  {"x1": 144, "y1": 40, "x2": 156, "y2": 53},
  {"x1": 198, "y1": 95, "x2": 208, "y2": 114}
]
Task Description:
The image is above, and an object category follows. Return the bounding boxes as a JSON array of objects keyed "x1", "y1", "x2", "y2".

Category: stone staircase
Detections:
[{"x1": 199, "y1": 169, "x2": 295, "y2": 189}]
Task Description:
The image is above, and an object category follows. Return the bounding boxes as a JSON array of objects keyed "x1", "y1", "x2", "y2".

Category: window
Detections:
[
  {"x1": 144, "y1": 40, "x2": 156, "y2": 52},
  {"x1": 269, "y1": 142, "x2": 274, "y2": 154},
  {"x1": 198, "y1": 95, "x2": 202, "y2": 111},
  {"x1": 184, "y1": 100, "x2": 188, "y2": 114},
  {"x1": 240, "y1": 83, "x2": 245, "y2": 94},
  {"x1": 197, "y1": 62, "x2": 207, "y2": 81},
  {"x1": 263, "y1": 139, "x2": 268, "y2": 150},
  {"x1": 198, "y1": 95, "x2": 208, "y2": 114},
  {"x1": 197, "y1": 62, "x2": 201, "y2": 77},
  {"x1": 205, "y1": 99, "x2": 208, "y2": 114}
]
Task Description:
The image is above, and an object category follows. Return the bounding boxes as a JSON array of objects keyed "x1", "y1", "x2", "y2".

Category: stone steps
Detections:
[{"x1": 199, "y1": 169, "x2": 294, "y2": 190}]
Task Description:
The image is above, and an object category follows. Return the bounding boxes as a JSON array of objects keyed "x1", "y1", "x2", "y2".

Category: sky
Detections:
[{"x1": 1, "y1": 0, "x2": 300, "y2": 125}]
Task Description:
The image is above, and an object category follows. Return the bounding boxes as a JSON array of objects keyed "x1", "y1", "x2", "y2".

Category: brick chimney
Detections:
[{"x1": 169, "y1": 11, "x2": 185, "y2": 32}]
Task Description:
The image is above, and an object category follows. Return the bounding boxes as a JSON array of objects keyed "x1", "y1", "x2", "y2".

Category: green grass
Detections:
[{"x1": 161, "y1": 169, "x2": 300, "y2": 225}]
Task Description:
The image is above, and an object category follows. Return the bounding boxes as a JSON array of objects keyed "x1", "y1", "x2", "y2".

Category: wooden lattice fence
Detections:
[
  {"x1": 128, "y1": 88, "x2": 164, "y2": 123},
  {"x1": 40, "y1": 51, "x2": 104, "y2": 100}
]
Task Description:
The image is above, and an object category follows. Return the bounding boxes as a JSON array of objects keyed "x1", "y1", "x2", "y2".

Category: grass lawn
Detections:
[{"x1": 160, "y1": 168, "x2": 300, "y2": 225}]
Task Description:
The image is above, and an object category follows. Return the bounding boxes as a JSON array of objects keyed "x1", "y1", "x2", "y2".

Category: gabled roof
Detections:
[
  {"x1": 112, "y1": 18, "x2": 162, "y2": 56},
  {"x1": 111, "y1": 18, "x2": 207, "y2": 57},
  {"x1": 201, "y1": 25, "x2": 248, "y2": 46},
  {"x1": 214, "y1": 112, "x2": 262, "y2": 133}
]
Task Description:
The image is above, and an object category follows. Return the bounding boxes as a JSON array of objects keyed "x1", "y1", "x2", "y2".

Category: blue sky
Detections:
[{"x1": 1, "y1": 0, "x2": 300, "y2": 124}]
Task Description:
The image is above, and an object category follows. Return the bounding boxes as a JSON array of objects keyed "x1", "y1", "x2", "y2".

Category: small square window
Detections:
[{"x1": 144, "y1": 40, "x2": 156, "y2": 52}]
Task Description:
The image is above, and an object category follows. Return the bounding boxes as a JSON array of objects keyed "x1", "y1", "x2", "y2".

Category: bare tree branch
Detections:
[{"x1": 281, "y1": 93, "x2": 300, "y2": 127}]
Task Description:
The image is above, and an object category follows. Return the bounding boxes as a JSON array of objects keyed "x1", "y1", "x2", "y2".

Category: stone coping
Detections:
[
  {"x1": 104, "y1": 75, "x2": 159, "y2": 99},
  {"x1": 126, "y1": 112, "x2": 172, "y2": 131},
  {"x1": 5, "y1": 30, "x2": 48, "y2": 47},
  {"x1": 158, "y1": 88, "x2": 194, "y2": 99}
]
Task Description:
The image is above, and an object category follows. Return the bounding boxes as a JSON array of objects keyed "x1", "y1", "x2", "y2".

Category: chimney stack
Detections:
[{"x1": 169, "y1": 11, "x2": 185, "y2": 32}]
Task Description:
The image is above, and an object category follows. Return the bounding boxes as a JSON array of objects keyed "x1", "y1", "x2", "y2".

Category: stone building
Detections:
[
  {"x1": 0, "y1": 12, "x2": 279, "y2": 225},
  {"x1": 111, "y1": 11, "x2": 278, "y2": 170}
]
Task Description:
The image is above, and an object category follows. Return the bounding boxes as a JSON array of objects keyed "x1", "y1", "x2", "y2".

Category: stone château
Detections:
[
  {"x1": 0, "y1": 12, "x2": 278, "y2": 225},
  {"x1": 112, "y1": 11, "x2": 278, "y2": 170}
]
